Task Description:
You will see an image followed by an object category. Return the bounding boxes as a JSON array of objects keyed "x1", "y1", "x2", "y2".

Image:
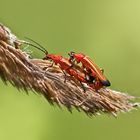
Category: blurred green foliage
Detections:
[{"x1": 0, "y1": 0, "x2": 140, "y2": 140}]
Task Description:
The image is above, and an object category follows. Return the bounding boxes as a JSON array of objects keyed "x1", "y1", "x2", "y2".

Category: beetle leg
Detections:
[
  {"x1": 82, "y1": 64, "x2": 88, "y2": 72},
  {"x1": 62, "y1": 70, "x2": 67, "y2": 83},
  {"x1": 70, "y1": 58, "x2": 76, "y2": 65},
  {"x1": 82, "y1": 63, "x2": 85, "y2": 68},
  {"x1": 79, "y1": 81, "x2": 86, "y2": 92}
]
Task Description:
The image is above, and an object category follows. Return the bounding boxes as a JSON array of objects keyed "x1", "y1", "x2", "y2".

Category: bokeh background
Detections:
[{"x1": 0, "y1": 0, "x2": 140, "y2": 140}]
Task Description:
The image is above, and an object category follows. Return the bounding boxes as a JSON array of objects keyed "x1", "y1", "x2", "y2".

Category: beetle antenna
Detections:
[
  {"x1": 24, "y1": 37, "x2": 48, "y2": 54},
  {"x1": 25, "y1": 42, "x2": 47, "y2": 54}
]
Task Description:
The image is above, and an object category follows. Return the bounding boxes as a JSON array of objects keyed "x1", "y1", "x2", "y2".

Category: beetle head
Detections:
[{"x1": 44, "y1": 54, "x2": 62, "y2": 64}]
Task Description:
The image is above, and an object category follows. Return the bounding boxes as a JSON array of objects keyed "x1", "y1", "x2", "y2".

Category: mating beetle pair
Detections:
[{"x1": 24, "y1": 38, "x2": 110, "y2": 92}]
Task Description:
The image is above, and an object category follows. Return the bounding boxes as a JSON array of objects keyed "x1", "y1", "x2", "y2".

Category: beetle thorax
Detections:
[{"x1": 74, "y1": 53, "x2": 85, "y2": 63}]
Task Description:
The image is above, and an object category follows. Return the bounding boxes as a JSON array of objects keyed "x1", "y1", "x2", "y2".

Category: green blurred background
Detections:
[{"x1": 0, "y1": 0, "x2": 140, "y2": 140}]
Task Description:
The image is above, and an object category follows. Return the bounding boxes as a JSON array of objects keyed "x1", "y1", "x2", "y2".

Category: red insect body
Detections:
[
  {"x1": 44, "y1": 54, "x2": 100, "y2": 90},
  {"x1": 44, "y1": 54, "x2": 86, "y2": 81},
  {"x1": 69, "y1": 52, "x2": 111, "y2": 88}
]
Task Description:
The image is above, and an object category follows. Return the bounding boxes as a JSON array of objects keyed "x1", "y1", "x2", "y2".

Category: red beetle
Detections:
[{"x1": 68, "y1": 52, "x2": 111, "y2": 87}]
